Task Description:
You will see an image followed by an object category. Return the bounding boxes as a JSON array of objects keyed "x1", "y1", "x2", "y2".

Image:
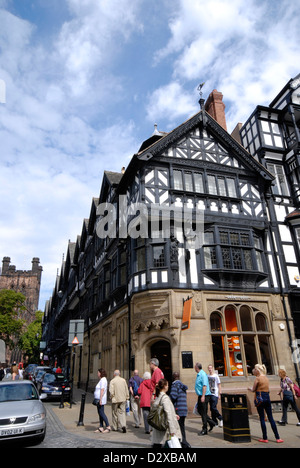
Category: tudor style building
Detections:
[
  {"x1": 240, "y1": 73, "x2": 300, "y2": 344},
  {"x1": 42, "y1": 82, "x2": 300, "y2": 409}
]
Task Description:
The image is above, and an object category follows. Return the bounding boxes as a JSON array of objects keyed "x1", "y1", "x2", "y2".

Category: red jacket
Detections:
[
  {"x1": 138, "y1": 379, "x2": 152, "y2": 407},
  {"x1": 151, "y1": 367, "x2": 164, "y2": 393}
]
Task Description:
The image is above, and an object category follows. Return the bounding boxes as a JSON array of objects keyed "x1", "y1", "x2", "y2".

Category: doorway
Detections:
[{"x1": 150, "y1": 340, "x2": 172, "y2": 386}]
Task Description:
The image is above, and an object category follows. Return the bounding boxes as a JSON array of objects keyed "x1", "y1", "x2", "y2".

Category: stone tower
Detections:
[{"x1": 0, "y1": 257, "x2": 43, "y2": 323}]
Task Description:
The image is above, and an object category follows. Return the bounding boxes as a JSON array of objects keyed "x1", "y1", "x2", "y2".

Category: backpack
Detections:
[
  {"x1": 147, "y1": 395, "x2": 168, "y2": 431},
  {"x1": 133, "y1": 378, "x2": 140, "y2": 396}
]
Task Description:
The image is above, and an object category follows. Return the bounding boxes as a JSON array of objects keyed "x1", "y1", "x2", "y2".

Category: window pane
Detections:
[
  {"x1": 232, "y1": 248, "x2": 243, "y2": 269},
  {"x1": 210, "y1": 312, "x2": 222, "y2": 331},
  {"x1": 211, "y1": 335, "x2": 227, "y2": 376},
  {"x1": 230, "y1": 233, "x2": 239, "y2": 245},
  {"x1": 222, "y1": 247, "x2": 231, "y2": 268},
  {"x1": 240, "y1": 306, "x2": 253, "y2": 331},
  {"x1": 227, "y1": 178, "x2": 237, "y2": 197},
  {"x1": 204, "y1": 247, "x2": 217, "y2": 269},
  {"x1": 207, "y1": 175, "x2": 217, "y2": 195},
  {"x1": 153, "y1": 246, "x2": 165, "y2": 268},
  {"x1": 244, "y1": 249, "x2": 253, "y2": 270},
  {"x1": 255, "y1": 313, "x2": 268, "y2": 331},
  {"x1": 185, "y1": 173, "x2": 193, "y2": 191},
  {"x1": 194, "y1": 173, "x2": 204, "y2": 193},
  {"x1": 218, "y1": 177, "x2": 227, "y2": 196},
  {"x1": 174, "y1": 171, "x2": 183, "y2": 190},
  {"x1": 220, "y1": 232, "x2": 229, "y2": 244},
  {"x1": 243, "y1": 335, "x2": 258, "y2": 376},
  {"x1": 204, "y1": 232, "x2": 214, "y2": 244},
  {"x1": 258, "y1": 335, "x2": 273, "y2": 374}
]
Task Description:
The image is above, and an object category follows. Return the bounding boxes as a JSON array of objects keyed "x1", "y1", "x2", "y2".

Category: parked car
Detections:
[
  {"x1": 23, "y1": 364, "x2": 38, "y2": 381},
  {"x1": 0, "y1": 381, "x2": 46, "y2": 444},
  {"x1": 32, "y1": 367, "x2": 52, "y2": 387},
  {"x1": 40, "y1": 373, "x2": 71, "y2": 401},
  {"x1": 35, "y1": 368, "x2": 53, "y2": 393}
]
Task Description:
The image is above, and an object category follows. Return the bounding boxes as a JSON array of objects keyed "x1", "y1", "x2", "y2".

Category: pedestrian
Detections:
[
  {"x1": 109, "y1": 369, "x2": 129, "y2": 433},
  {"x1": 169, "y1": 372, "x2": 190, "y2": 448},
  {"x1": 128, "y1": 369, "x2": 143, "y2": 428},
  {"x1": 94, "y1": 368, "x2": 111, "y2": 434},
  {"x1": 207, "y1": 364, "x2": 223, "y2": 427},
  {"x1": 151, "y1": 378, "x2": 182, "y2": 449},
  {"x1": 149, "y1": 358, "x2": 164, "y2": 400},
  {"x1": 277, "y1": 369, "x2": 300, "y2": 427},
  {"x1": 248, "y1": 364, "x2": 283, "y2": 443},
  {"x1": 194, "y1": 362, "x2": 216, "y2": 435},
  {"x1": 138, "y1": 371, "x2": 152, "y2": 434},
  {"x1": 0, "y1": 367, "x2": 4, "y2": 381}
]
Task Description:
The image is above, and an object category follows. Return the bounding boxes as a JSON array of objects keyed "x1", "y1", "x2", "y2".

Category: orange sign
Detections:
[{"x1": 182, "y1": 298, "x2": 192, "y2": 330}]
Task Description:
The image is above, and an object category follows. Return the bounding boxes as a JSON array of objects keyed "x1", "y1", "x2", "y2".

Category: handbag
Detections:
[
  {"x1": 92, "y1": 398, "x2": 100, "y2": 406},
  {"x1": 254, "y1": 392, "x2": 263, "y2": 407},
  {"x1": 293, "y1": 383, "x2": 300, "y2": 398},
  {"x1": 147, "y1": 395, "x2": 168, "y2": 431},
  {"x1": 167, "y1": 436, "x2": 182, "y2": 448}
]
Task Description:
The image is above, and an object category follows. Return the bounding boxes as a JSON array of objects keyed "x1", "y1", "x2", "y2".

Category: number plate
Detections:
[
  {"x1": 1, "y1": 428, "x2": 25, "y2": 436},
  {"x1": 52, "y1": 391, "x2": 62, "y2": 395}
]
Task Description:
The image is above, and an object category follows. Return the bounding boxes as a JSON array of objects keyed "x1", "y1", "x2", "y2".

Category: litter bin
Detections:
[{"x1": 221, "y1": 394, "x2": 251, "y2": 443}]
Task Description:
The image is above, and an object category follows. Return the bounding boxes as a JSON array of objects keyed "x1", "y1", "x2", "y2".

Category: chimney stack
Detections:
[{"x1": 205, "y1": 89, "x2": 227, "y2": 131}]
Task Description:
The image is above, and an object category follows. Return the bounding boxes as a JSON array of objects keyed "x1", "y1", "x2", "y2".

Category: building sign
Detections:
[
  {"x1": 182, "y1": 298, "x2": 192, "y2": 330},
  {"x1": 181, "y1": 351, "x2": 193, "y2": 369}
]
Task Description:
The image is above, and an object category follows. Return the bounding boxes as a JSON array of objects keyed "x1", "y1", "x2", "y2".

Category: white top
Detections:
[
  {"x1": 208, "y1": 373, "x2": 221, "y2": 397},
  {"x1": 94, "y1": 377, "x2": 108, "y2": 405}
]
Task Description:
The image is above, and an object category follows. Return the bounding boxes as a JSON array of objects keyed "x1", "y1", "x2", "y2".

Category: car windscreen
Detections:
[
  {"x1": 43, "y1": 374, "x2": 68, "y2": 384},
  {"x1": 0, "y1": 384, "x2": 39, "y2": 402}
]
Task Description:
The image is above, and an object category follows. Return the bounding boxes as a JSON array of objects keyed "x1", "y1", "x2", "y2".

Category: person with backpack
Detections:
[{"x1": 128, "y1": 369, "x2": 143, "y2": 428}]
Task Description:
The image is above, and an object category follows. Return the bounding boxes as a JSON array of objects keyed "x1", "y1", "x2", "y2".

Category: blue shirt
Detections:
[{"x1": 195, "y1": 370, "x2": 211, "y2": 396}]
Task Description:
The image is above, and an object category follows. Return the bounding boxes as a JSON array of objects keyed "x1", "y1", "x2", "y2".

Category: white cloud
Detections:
[
  {"x1": 0, "y1": 2, "x2": 142, "y2": 308},
  {"x1": 149, "y1": 0, "x2": 300, "y2": 132},
  {"x1": 146, "y1": 81, "x2": 197, "y2": 126}
]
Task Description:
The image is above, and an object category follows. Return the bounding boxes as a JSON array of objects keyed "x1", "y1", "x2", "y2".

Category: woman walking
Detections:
[
  {"x1": 94, "y1": 368, "x2": 111, "y2": 434},
  {"x1": 138, "y1": 371, "x2": 152, "y2": 434},
  {"x1": 248, "y1": 364, "x2": 283, "y2": 444},
  {"x1": 150, "y1": 378, "x2": 182, "y2": 448},
  {"x1": 277, "y1": 369, "x2": 300, "y2": 426}
]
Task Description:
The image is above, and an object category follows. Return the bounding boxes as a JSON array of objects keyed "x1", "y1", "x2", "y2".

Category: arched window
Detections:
[
  {"x1": 210, "y1": 312, "x2": 223, "y2": 331},
  {"x1": 210, "y1": 304, "x2": 274, "y2": 377},
  {"x1": 255, "y1": 313, "x2": 268, "y2": 331}
]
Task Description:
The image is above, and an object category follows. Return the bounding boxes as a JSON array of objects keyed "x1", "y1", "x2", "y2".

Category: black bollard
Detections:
[
  {"x1": 59, "y1": 386, "x2": 65, "y2": 409},
  {"x1": 77, "y1": 392, "x2": 86, "y2": 426}
]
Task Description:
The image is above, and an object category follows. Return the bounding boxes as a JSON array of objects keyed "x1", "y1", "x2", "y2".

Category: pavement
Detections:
[{"x1": 49, "y1": 388, "x2": 300, "y2": 449}]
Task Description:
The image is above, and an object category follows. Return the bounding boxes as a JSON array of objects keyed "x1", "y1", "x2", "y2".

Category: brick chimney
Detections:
[{"x1": 205, "y1": 89, "x2": 227, "y2": 131}]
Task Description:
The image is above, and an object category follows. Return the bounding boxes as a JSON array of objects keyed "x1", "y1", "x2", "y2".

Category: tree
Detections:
[
  {"x1": 19, "y1": 311, "x2": 43, "y2": 363},
  {"x1": 0, "y1": 289, "x2": 25, "y2": 349}
]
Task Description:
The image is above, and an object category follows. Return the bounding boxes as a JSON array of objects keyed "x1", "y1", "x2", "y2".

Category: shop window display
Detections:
[{"x1": 210, "y1": 304, "x2": 273, "y2": 377}]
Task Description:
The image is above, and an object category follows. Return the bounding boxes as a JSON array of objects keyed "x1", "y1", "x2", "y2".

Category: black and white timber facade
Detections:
[{"x1": 42, "y1": 78, "x2": 300, "y2": 407}]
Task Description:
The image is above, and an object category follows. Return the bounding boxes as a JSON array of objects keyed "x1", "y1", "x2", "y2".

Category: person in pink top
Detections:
[{"x1": 149, "y1": 358, "x2": 164, "y2": 399}]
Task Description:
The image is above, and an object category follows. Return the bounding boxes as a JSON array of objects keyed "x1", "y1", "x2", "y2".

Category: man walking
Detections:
[
  {"x1": 109, "y1": 369, "x2": 129, "y2": 433},
  {"x1": 195, "y1": 362, "x2": 216, "y2": 435},
  {"x1": 149, "y1": 358, "x2": 164, "y2": 400},
  {"x1": 128, "y1": 369, "x2": 143, "y2": 428}
]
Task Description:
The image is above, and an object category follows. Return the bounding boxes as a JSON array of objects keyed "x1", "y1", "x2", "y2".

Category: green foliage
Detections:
[
  {"x1": 0, "y1": 289, "x2": 25, "y2": 348},
  {"x1": 19, "y1": 310, "x2": 43, "y2": 362}
]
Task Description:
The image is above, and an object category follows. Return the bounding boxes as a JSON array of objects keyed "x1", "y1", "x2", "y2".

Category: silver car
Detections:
[{"x1": 0, "y1": 381, "x2": 46, "y2": 444}]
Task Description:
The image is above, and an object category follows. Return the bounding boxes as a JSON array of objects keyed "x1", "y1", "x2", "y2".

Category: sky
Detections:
[{"x1": 0, "y1": 0, "x2": 299, "y2": 310}]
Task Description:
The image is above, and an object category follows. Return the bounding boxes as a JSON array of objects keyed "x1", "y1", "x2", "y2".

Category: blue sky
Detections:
[{"x1": 0, "y1": 0, "x2": 299, "y2": 310}]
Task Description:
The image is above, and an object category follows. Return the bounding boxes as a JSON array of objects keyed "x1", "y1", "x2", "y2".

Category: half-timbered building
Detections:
[{"x1": 42, "y1": 84, "x2": 300, "y2": 410}]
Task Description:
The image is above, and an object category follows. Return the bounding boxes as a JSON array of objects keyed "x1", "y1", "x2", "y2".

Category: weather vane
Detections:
[{"x1": 197, "y1": 82, "x2": 205, "y2": 99}]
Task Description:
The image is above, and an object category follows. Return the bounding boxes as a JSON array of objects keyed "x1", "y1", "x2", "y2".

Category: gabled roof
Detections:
[{"x1": 137, "y1": 108, "x2": 273, "y2": 182}]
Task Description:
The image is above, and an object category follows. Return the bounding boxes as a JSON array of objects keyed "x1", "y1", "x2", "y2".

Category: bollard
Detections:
[
  {"x1": 59, "y1": 386, "x2": 65, "y2": 409},
  {"x1": 77, "y1": 392, "x2": 86, "y2": 426}
]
